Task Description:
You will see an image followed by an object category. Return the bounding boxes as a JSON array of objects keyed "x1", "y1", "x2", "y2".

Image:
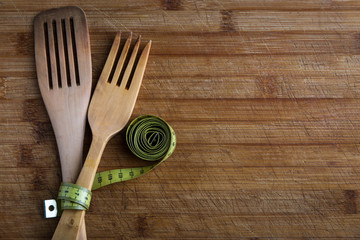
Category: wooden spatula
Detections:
[{"x1": 34, "y1": 6, "x2": 91, "y2": 239}]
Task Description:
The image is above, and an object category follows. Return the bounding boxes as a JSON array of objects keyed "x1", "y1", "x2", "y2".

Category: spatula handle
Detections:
[
  {"x1": 52, "y1": 135, "x2": 107, "y2": 240},
  {"x1": 56, "y1": 126, "x2": 87, "y2": 240}
]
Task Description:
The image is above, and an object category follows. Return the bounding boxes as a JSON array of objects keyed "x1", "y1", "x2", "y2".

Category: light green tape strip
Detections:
[
  {"x1": 57, "y1": 115, "x2": 176, "y2": 212},
  {"x1": 57, "y1": 182, "x2": 92, "y2": 212}
]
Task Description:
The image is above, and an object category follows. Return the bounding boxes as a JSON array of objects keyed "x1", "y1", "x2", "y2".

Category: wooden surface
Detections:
[{"x1": 1, "y1": 0, "x2": 360, "y2": 239}]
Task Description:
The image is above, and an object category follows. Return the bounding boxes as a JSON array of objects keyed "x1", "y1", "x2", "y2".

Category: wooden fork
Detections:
[{"x1": 52, "y1": 32, "x2": 152, "y2": 240}]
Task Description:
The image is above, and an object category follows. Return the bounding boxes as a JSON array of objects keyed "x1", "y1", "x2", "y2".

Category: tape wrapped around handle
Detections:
[{"x1": 47, "y1": 115, "x2": 176, "y2": 216}]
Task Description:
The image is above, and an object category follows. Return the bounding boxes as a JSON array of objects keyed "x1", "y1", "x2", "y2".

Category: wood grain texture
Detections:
[{"x1": 1, "y1": 0, "x2": 360, "y2": 239}]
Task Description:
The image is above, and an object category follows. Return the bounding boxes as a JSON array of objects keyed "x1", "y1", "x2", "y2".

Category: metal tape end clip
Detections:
[{"x1": 44, "y1": 199, "x2": 58, "y2": 218}]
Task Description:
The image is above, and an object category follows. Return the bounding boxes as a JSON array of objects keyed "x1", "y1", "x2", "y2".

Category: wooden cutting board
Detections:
[{"x1": 1, "y1": 0, "x2": 360, "y2": 239}]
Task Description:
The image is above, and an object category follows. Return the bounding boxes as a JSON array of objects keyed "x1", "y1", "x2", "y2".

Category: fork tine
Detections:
[
  {"x1": 111, "y1": 32, "x2": 132, "y2": 85},
  {"x1": 98, "y1": 32, "x2": 121, "y2": 84},
  {"x1": 119, "y1": 35, "x2": 141, "y2": 89},
  {"x1": 127, "y1": 40, "x2": 152, "y2": 92}
]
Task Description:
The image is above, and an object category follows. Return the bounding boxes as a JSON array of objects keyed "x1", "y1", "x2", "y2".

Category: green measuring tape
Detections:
[
  {"x1": 93, "y1": 114, "x2": 176, "y2": 190},
  {"x1": 45, "y1": 115, "x2": 176, "y2": 217}
]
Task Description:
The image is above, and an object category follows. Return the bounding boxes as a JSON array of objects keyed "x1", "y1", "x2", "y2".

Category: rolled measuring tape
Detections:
[
  {"x1": 93, "y1": 114, "x2": 176, "y2": 190},
  {"x1": 44, "y1": 115, "x2": 176, "y2": 218}
]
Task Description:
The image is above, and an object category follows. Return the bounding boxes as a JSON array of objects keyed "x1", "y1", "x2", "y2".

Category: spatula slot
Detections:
[
  {"x1": 61, "y1": 19, "x2": 71, "y2": 87},
  {"x1": 43, "y1": 22, "x2": 53, "y2": 90},
  {"x1": 70, "y1": 18, "x2": 80, "y2": 86},
  {"x1": 52, "y1": 20, "x2": 62, "y2": 88}
]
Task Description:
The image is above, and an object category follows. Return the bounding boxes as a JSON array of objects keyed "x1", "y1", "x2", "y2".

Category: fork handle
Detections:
[{"x1": 52, "y1": 135, "x2": 107, "y2": 240}]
